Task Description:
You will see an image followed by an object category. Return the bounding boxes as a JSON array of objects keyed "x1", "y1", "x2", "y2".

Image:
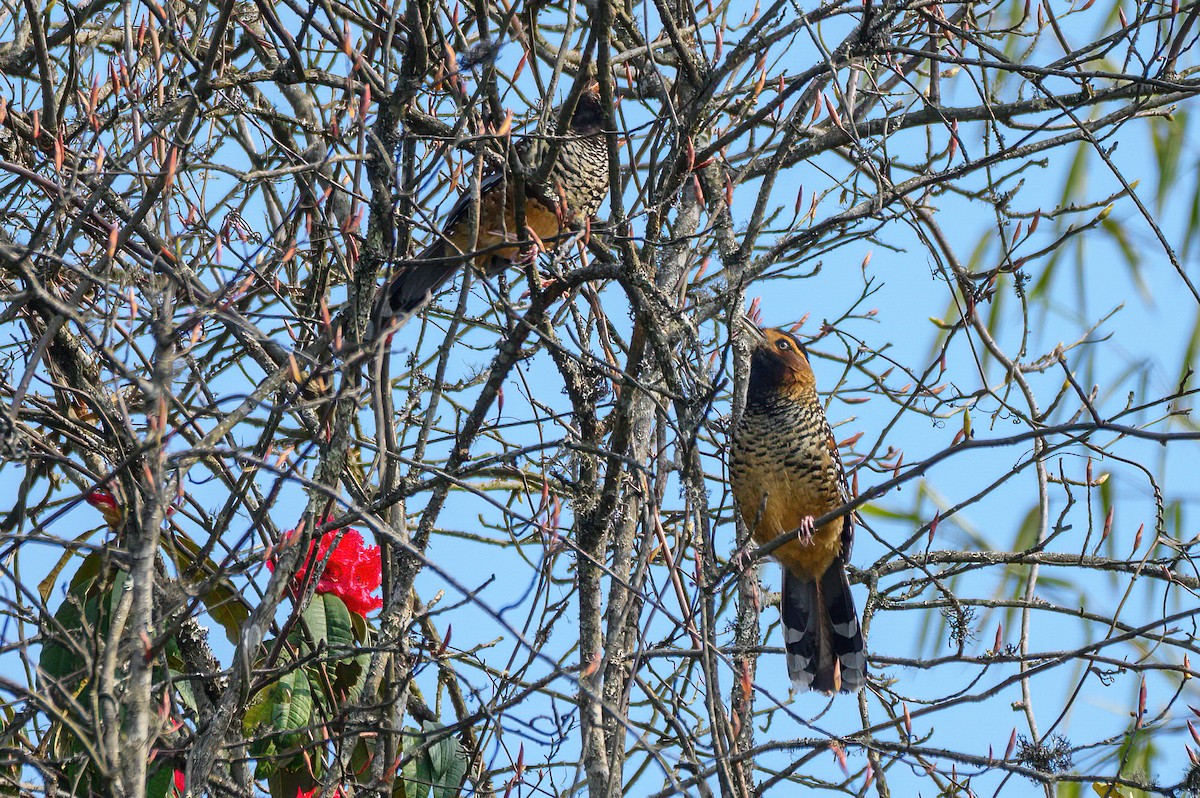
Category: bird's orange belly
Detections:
[
  {"x1": 768, "y1": 525, "x2": 843, "y2": 581},
  {"x1": 736, "y1": 469, "x2": 845, "y2": 580},
  {"x1": 447, "y1": 187, "x2": 564, "y2": 267}
]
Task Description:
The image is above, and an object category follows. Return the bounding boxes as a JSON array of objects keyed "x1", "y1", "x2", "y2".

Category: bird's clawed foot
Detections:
[
  {"x1": 513, "y1": 245, "x2": 540, "y2": 267},
  {"x1": 518, "y1": 274, "x2": 562, "y2": 301},
  {"x1": 730, "y1": 542, "x2": 757, "y2": 574},
  {"x1": 796, "y1": 516, "x2": 816, "y2": 545}
]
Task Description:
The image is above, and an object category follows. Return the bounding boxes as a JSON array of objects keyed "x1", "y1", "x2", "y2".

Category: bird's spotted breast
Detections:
[{"x1": 731, "y1": 396, "x2": 847, "y2": 580}]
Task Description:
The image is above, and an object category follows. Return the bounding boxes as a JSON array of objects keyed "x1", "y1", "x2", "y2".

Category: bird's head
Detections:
[
  {"x1": 569, "y1": 84, "x2": 606, "y2": 137},
  {"x1": 745, "y1": 324, "x2": 817, "y2": 400}
]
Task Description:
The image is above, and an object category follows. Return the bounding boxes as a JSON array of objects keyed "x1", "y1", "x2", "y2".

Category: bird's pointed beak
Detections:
[{"x1": 736, "y1": 315, "x2": 768, "y2": 344}]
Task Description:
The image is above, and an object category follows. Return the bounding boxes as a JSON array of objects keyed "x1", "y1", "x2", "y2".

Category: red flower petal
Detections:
[
  {"x1": 269, "y1": 519, "x2": 382, "y2": 616},
  {"x1": 295, "y1": 787, "x2": 343, "y2": 798},
  {"x1": 85, "y1": 489, "x2": 124, "y2": 528}
]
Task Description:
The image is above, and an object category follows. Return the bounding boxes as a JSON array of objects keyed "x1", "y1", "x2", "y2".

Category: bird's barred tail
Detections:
[
  {"x1": 781, "y1": 563, "x2": 866, "y2": 694},
  {"x1": 370, "y1": 239, "x2": 461, "y2": 335}
]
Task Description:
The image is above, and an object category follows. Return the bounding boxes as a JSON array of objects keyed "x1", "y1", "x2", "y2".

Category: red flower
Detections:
[
  {"x1": 296, "y1": 787, "x2": 342, "y2": 798},
  {"x1": 85, "y1": 489, "x2": 124, "y2": 528},
  {"x1": 269, "y1": 519, "x2": 383, "y2": 616}
]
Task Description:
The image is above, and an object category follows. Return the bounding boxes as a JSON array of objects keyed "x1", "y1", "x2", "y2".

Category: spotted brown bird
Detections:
[
  {"x1": 374, "y1": 86, "x2": 610, "y2": 330},
  {"x1": 729, "y1": 325, "x2": 866, "y2": 694}
]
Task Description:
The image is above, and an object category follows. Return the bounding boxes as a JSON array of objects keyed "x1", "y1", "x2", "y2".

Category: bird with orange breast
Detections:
[
  {"x1": 729, "y1": 324, "x2": 866, "y2": 694},
  {"x1": 373, "y1": 84, "x2": 610, "y2": 331}
]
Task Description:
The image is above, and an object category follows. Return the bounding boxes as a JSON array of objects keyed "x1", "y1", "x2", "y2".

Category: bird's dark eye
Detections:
[{"x1": 776, "y1": 340, "x2": 790, "y2": 351}]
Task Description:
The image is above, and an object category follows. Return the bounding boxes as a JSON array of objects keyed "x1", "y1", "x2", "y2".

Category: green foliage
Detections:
[
  {"x1": 245, "y1": 668, "x2": 316, "y2": 779},
  {"x1": 38, "y1": 557, "x2": 124, "y2": 695},
  {"x1": 296, "y1": 591, "x2": 357, "y2": 650},
  {"x1": 1148, "y1": 113, "x2": 1188, "y2": 213},
  {"x1": 37, "y1": 558, "x2": 184, "y2": 796},
  {"x1": 145, "y1": 763, "x2": 182, "y2": 798},
  {"x1": 242, "y1": 592, "x2": 374, "y2": 796},
  {"x1": 398, "y1": 722, "x2": 468, "y2": 798},
  {"x1": 164, "y1": 531, "x2": 252, "y2": 644}
]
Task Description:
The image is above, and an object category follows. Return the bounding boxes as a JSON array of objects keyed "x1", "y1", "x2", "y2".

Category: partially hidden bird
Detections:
[
  {"x1": 373, "y1": 85, "x2": 610, "y2": 330},
  {"x1": 729, "y1": 325, "x2": 867, "y2": 694}
]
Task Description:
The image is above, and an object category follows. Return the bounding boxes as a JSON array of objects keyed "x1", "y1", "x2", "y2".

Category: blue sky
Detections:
[{"x1": 4, "y1": 0, "x2": 1200, "y2": 795}]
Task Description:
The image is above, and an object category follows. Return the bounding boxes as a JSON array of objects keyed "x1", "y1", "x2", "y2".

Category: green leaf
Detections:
[
  {"x1": 38, "y1": 531, "x2": 100, "y2": 603},
  {"x1": 1149, "y1": 112, "x2": 1186, "y2": 210},
  {"x1": 164, "y1": 531, "x2": 250, "y2": 645},
  {"x1": 38, "y1": 591, "x2": 98, "y2": 690},
  {"x1": 267, "y1": 766, "x2": 324, "y2": 798},
  {"x1": 399, "y1": 725, "x2": 454, "y2": 798},
  {"x1": 331, "y1": 652, "x2": 370, "y2": 703},
  {"x1": 1059, "y1": 781, "x2": 1082, "y2": 798},
  {"x1": 39, "y1": 566, "x2": 126, "y2": 692},
  {"x1": 432, "y1": 745, "x2": 466, "y2": 798},
  {"x1": 0, "y1": 703, "x2": 21, "y2": 796},
  {"x1": 145, "y1": 762, "x2": 180, "y2": 798},
  {"x1": 423, "y1": 722, "x2": 467, "y2": 798},
  {"x1": 400, "y1": 745, "x2": 433, "y2": 798},
  {"x1": 317, "y1": 593, "x2": 355, "y2": 648},
  {"x1": 294, "y1": 594, "x2": 327, "y2": 653},
  {"x1": 351, "y1": 608, "x2": 370, "y2": 642},
  {"x1": 291, "y1": 592, "x2": 355, "y2": 655},
  {"x1": 244, "y1": 667, "x2": 316, "y2": 776}
]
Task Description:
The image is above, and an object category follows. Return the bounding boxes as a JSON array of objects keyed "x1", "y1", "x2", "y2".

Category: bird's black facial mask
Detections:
[
  {"x1": 570, "y1": 93, "x2": 605, "y2": 135},
  {"x1": 749, "y1": 346, "x2": 790, "y2": 394},
  {"x1": 748, "y1": 330, "x2": 814, "y2": 400}
]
